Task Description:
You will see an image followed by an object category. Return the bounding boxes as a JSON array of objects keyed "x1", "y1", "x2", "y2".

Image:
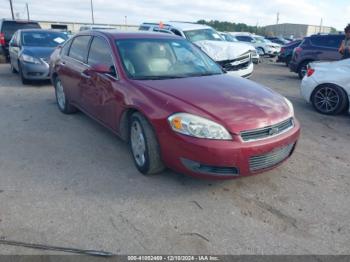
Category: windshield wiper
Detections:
[{"x1": 132, "y1": 75, "x2": 187, "y2": 80}]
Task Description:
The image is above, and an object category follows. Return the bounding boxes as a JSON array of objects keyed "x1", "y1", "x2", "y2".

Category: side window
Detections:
[
  {"x1": 138, "y1": 26, "x2": 150, "y2": 31},
  {"x1": 61, "y1": 38, "x2": 72, "y2": 56},
  {"x1": 88, "y1": 37, "x2": 114, "y2": 72},
  {"x1": 311, "y1": 36, "x2": 342, "y2": 48},
  {"x1": 171, "y1": 29, "x2": 182, "y2": 37},
  {"x1": 236, "y1": 36, "x2": 252, "y2": 42},
  {"x1": 68, "y1": 35, "x2": 91, "y2": 62}
]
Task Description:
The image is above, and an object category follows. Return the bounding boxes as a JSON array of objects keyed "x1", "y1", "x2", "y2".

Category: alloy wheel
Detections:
[
  {"x1": 130, "y1": 121, "x2": 146, "y2": 167},
  {"x1": 313, "y1": 86, "x2": 340, "y2": 113},
  {"x1": 56, "y1": 80, "x2": 66, "y2": 110}
]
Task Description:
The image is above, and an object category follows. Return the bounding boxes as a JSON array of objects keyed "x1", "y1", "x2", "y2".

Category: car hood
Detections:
[
  {"x1": 194, "y1": 40, "x2": 251, "y2": 62},
  {"x1": 22, "y1": 46, "x2": 56, "y2": 60},
  {"x1": 136, "y1": 74, "x2": 292, "y2": 133}
]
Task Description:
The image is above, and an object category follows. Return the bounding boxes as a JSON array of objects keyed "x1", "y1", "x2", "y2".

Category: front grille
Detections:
[
  {"x1": 218, "y1": 53, "x2": 251, "y2": 71},
  {"x1": 240, "y1": 118, "x2": 294, "y2": 142},
  {"x1": 249, "y1": 143, "x2": 295, "y2": 172}
]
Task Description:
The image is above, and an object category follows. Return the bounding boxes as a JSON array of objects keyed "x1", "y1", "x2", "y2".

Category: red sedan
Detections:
[{"x1": 50, "y1": 31, "x2": 300, "y2": 179}]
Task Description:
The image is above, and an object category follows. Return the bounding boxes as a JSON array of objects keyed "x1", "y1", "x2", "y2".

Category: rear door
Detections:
[
  {"x1": 310, "y1": 35, "x2": 343, "y2": 61},
  {"x1": 58, "y1": 35, "x2": 91, "y2": 106},
  {"x1": 84, "y1": 36, "x2": 120, "y2": 127}
]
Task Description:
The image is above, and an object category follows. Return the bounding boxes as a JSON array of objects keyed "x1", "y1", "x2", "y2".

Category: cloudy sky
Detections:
[{"x1": 0, "y1": 0, "x2": 349, "y2": 30}]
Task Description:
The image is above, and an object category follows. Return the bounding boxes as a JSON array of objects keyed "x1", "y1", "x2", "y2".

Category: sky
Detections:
[{"x1": 0, "y1": 0, "x2": 349, "y2": 30}]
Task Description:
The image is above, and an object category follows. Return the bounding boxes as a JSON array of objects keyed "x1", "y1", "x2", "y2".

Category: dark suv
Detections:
[
  {"x1": 289, "y1": 34, "x2": 344, "y2": 79},
  {"x1": 0, "y1": 19, "x2": 41, "y2": 62}
]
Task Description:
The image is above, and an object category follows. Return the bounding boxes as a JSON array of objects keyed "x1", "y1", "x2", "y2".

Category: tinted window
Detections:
[
  {"x1": 171, "y1": 29, "x2": 182, "y2": 37},
  {"x1": 69, "y1": 36, "x2": 91, "y2": 62},
  {"x1": 2, "y1": 21, "x2": 40, "y2": 41},
  {"x1": 139, "y1": 26, "x2": 150, "y2": 31},
  {"x1": 236, "y1": 36, "x2": 254, "y2": 42},
  {"x1": 21, "y1": 31, "x2": 68, "y2": 47},
  {"x1": 61, "y1": 38, "x2": 72, "y2": 56},
  {"x1": 184, "y1": 29, "x2": 223, "y2": 42},
  {"x1": 88, "y1": 37, "x2": 113, "y2": 67},
  {"x1": 311, "y1": 36, "x2": 343, "y2": 48}
]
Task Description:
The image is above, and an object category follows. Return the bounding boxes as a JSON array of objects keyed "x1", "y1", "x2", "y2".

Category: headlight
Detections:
[
  {"x1": 284, "y1": 98, "x2": 294, "y2": 116},
  {"x1": 21, "y1": 54, "x2": 41, "y2": 64},
  {"x1": 168, "y1": 113, "x2": 232, "y2": 140}
]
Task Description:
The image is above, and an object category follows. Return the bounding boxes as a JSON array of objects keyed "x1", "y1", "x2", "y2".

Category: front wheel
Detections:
[
  {"x1": 311, "y1": 84, "x2": 348, "y2": 115},
  {"x1": 129, "y1": 113, "x2": 165, "y2": 175},
  {"x1": 54, "y1": 77, "x2": 77, "y2": 114},
  {"x1": 18, "y1": 63, "x2": 30, "y2": 85}
]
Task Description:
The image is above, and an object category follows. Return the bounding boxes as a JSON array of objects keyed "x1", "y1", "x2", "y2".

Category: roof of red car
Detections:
[{"x1": 81, "y1": 30, "x2": 181, "y2": 40}]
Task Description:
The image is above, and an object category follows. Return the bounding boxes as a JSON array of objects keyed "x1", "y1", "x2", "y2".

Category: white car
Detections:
[
  {"x1": 139, "y1": 22, "x2": 254, "y2": 78},
  {"x1": 219, "y1": 32, "x2": 260, "y2": 64},
  {"x1": 230, "y1": 33, "x2": 281, "y2": 57},
  {"x1": 301, "y1": 59, "x2": 350, "y2": 115}
]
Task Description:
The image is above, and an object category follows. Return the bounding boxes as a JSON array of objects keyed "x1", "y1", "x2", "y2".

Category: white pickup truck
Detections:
[{"x1": 139, "y1": 22, "x2": 254, "y2": 78}]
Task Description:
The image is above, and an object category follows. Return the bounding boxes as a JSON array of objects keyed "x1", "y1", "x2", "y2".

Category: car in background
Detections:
[
  {"x1": 0, "y1": 19, "x2": 41, "y2": 62},
  {"x1": 50, "y1": 31, "x2": 300, "y2": 179},
  {"x1": 265, "y1": 37, "x2": 290, "y2": 45},
  {"x1": 139, "y1": 22, "x2": 254, "y2": 78},
  {"x1": 79, "y1": 25, "x2": 116, "y2": 31},
  {"x1": 9, "y1": 29, "x2": 68, "y2": 84},
  {"x1": 277, "y1": 39, "x2": 302, "y2": 66},
  {"x1": 230, "y1": 33, "x2": 281, "y2": 57},
  {"x1": 301, "y1": 59, "x2": 350, "y2": 115},
  {"x1": 289, "y1": 34, "x2": 344, "y2": 79},
  {"x1": 219, "y1": 32, "x2": 260, "y2": 64}
]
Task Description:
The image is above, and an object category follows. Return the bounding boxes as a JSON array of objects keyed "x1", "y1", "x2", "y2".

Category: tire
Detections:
[
  {"x1": 129, "y1": 112, "x2": 165, "y2": 175},
  {"x1": 311, "y1": 84, "x2": 349, "y2": 115},
  {"x1": 256, "y1": 47, "x2": 265, "y2": 56},
  {"x1": 298, "y1": 60, "x2": 311, "y2": 79},
  {"x1": 285, "y1": 56, "x2": 291, "y2": 67},
  {"x1": 54, "y1": 77, "x2": 77, "y2": 114},
  {"x1": 18, "y1": 62, "x2": 30, "y2": 85}
]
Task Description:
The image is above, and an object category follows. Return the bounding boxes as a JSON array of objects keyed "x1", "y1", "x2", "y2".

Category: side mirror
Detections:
[
  {"x1": 10, "y1": 41, "x2": 18, "y2": 47},
  {"x1": 89, "y1": 63, "x2": 112, "y2": 74}
]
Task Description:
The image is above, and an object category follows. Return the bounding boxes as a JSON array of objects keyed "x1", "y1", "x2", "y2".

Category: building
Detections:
[
  {"x1": 264, "y1": 23, "x2": 333, "y2": 38},
  {"x1": 38, "y1": 20, "x2": 138, "y2": 33}
]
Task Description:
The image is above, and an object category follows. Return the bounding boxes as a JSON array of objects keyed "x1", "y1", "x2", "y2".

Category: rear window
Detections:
[
  {"x1": 236, "y1": 35, "x2": 254, "y2": 43},
  {"x1": 310, "y1": 36, "x2": 343, "y2": 48},
  {"x1": 1, "y1": 21, "x2": 40, "y2": 41}
]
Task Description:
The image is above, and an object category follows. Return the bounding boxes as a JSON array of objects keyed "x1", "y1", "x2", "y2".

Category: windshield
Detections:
[
  {"x1": 21, "y1": 32, "x2": 68, "y2": 47},
  {"x1": 254, "y1": 36, "x2": 269, "y2": 43},
  {"x1": 183, "y1": 29, "x2": 223, "y2": 42},
  {"x1": 221, "y1": 33, "x2": 238, "y2": 42},
  {"x1": 116, "y1": 38, "x2": 223, "y2": 80}
]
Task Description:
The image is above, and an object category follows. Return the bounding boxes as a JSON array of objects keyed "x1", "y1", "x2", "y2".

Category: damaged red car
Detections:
[{"x1": 50, "y1": 31, "x2": 300, "y2": 179}]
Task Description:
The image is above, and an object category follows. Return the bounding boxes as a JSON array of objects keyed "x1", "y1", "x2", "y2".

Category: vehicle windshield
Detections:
[
  {"x1": 221, "y1": 34, "x2": 238, "y2": 42},
  {"x1": 21, "y1": 31, "x2": 68, "y2": 47},
  {"x1": 254, "y1": 36, "x2": 269, "y2": 43},
  {"x1": 183, "y1": 28, "x2": 223, "y2": 42},
  {"x1": 116, "y1": 38, "x2": 223, "y2": 80}
]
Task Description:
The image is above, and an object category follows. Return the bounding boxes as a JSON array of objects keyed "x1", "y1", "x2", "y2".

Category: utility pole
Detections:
[
  {"x1": 90, "y1": 0, "x2": 95, "y2": 24},
  {"x1": 9, "y1": 0, "x2": 15, "y2": 20},
  {"x1": 26, "y1": 3, "x2": 30, "y2": 21},
  {"x1": 276, "y1": 12, "x2": 280, "y2": 25},
  {"x1": 319, "y1": 18, "x2": 323, "y2": 33}
]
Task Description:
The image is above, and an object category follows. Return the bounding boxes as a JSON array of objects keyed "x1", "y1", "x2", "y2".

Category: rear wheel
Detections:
[
  {"x1": 256, "y1": 47, "x2": 265, "y2": 56},
  {"x1": 311, "y1": 84, "x2": 348, "y2": 115},
  {"x1": 129, "y1": 112, "x2": 165, "y2": 175},
  {"x1": 54, "y1": 77, "x2": 77, "y2": 114}
]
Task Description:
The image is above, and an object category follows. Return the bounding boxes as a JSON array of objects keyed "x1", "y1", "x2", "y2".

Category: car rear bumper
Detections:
[
  {"x1": 21, "y1": 61, "x2": 50, "y2": 80},
  {"x1": 226, "y1": 62, "x2": 254, "y2": 78},
  {"x1": 158, "y1": 118, "x2": 301, "y2": 180}
]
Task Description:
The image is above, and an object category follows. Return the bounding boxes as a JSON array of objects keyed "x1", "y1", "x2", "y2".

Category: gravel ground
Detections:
[{"x1": 0, "y1": 61, "x2": 349, "y2": 255}]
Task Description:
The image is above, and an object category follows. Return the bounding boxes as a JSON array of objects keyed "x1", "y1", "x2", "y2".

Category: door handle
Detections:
[{"x1": 80, "y1": 72, "x2": 91, "y2": 79}]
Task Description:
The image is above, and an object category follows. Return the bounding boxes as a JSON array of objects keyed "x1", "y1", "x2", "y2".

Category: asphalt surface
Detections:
[{"x1": 0, "y1": 61, "x2": 349, "y2": 255}]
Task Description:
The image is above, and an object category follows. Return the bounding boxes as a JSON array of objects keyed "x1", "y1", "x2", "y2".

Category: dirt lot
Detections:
[{"x1": 0, "y1": 61, "x2": 349, "y2": 255}]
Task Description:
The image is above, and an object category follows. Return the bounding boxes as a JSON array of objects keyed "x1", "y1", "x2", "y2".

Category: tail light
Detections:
[
  {"x1": 294, "y1": 47, "x2": 302, "y2": 54},
  {"x1": 0, "y1": 33, "x2": 5, "y2": 46},
  {"x1": 306, "y1": 68, "x2": 315, "y2": 77}
]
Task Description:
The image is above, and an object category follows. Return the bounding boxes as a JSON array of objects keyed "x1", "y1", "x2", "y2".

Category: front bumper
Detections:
[
  {"x1": 226, "y1": 62, "x2": 254, "y2": 78},
  {"x1": 158, "y1": 119, "x2": 301, "y2": 179},
  {"x1": 21, "y1": 61, "x2": 50, "y2": 80}
]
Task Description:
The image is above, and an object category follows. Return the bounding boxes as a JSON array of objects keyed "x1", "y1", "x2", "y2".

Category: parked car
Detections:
[
  {"x1": 50, "y1": 31, "x2": 300, "y2": 179},
  {"x1": 289, "y1": 34, "x2": 344, "y2": 79},
  {"x1": 265, "y1": 37, "x2": 290, "y2": 45},
  {"x1": 277, "y1": 40, "x2": 302, "y2": 66},
  {"x1": 0, "y1": 19, "x2": 41, "y2": 62},
  {"x1": 301, "y1": 59, "x2": 350, "y2": 115},
  {"x1": 9, "y1": 29, "x2": 68, "y2": 84},
  {"x1": 219, "y1": 32, "x2": 260, "y2": 64},
  {"x1": 230, "y1": 33, "x2": 281, "y2": 57},
  {"x1": 139, "y1": 22, "x2": 254, "y2": 78}
]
